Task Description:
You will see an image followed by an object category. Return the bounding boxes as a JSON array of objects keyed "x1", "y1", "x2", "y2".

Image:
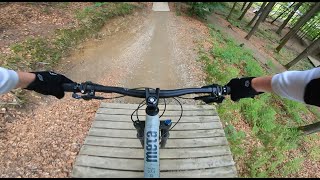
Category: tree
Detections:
[
  {"x1": 247, "y1": 2, "x2": 267, "y2": 27},
  {"x1": 227, "y1": 2, "x2": 237, "y2": 21},
  {"x1": 241, "y1": 2, "x2": 247, "y2": 11},
  {"x1": 276, "y1": 3, "x2": 320, "y2": 52},
  {"x1": 297, "y1": 18, "x2": 316, "y2": 39},
  {"x1": 276, "y1": 2, "x2": 303, "y2": 34},
  {"x1": 238, "y1": 2, "x2": 253, "y2": 20},
  {"x1": 271, "y1": 2, "x2": 296, "y2": 24},
  {"x1": 245, "y1": 2, "x2": 276, "y2": 40},
  {"x1": 284, "y1": 37, "x2": 320, "y2": 69},
  {"x1": 261, "y1": 2, "x2": 276, "y2": 22}
]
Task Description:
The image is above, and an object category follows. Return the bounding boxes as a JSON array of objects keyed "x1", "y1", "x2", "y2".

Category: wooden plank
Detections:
[
  {"x1": 91, "y1": 121, "x2": 223, "y2": 130},
  {"x1": 100, "y1": 102, "x2": 216, "y2": 110},
  {"x1": 84, "y1": 136, "x2": 228, "y2": 148},
  {"x1": 72, "y1": 166, "x2": 237, "y2": 178},
  {"x1": 72, "y1": 102, "x2": 237, "y2": 178},
  {"x1": 94, "y1": 114, "x2": 220, "y2": 122},
  {"x1": 79, "y1": 145, "x2": 231, "y2": 159},
  {"x1": 308, "y1": 55, "x2": 320, "y2": 67},
  {"x1": 96, "y1": 109, "x2": 217, "y2": 116},
  {"x1": 74, "y1": 155, "x2": 235, "y2": 171},
  {"x1": 88, "y1": 128, "x2": 226, "y2": 138}
]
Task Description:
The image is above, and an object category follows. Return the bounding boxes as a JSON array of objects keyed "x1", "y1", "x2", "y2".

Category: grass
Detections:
[
  {"x1": 2, "y1": 2, "x2": 136, "y2": 72},
  {"x1": 199, "y1": 22, "x2": 319, "y2": 177},
  {"x1": 1, "y1": 2, "x2": 136, "y2": 106},
  {"x1": 220, "y1": 2, "x2": 315, "y2": 71}
]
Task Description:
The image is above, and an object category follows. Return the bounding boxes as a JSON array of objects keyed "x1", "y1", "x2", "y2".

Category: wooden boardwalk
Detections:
[{"x1": 71, "y1": 103, "x2": 238, "y2": 178}]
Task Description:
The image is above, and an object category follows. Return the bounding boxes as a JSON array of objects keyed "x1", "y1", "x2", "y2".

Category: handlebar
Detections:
[{"x1": 62, "y1": 81, "x2": 231, "y2": 103}]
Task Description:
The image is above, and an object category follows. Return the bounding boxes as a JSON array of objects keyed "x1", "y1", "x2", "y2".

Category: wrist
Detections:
[
  {"x1": 251, "y1": 76, "x2": 273, "y2": 93},
  {"x1": 16, "y1": 72, "x2": 36, "y2": 89}
]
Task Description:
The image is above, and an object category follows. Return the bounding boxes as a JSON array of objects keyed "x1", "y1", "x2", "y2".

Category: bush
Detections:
[{"x1": 186, "y1": 2, "x2": 222, "y2": 19}]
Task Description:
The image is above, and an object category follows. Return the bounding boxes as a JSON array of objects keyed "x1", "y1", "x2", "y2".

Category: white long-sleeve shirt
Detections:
[
  {"x1": 271, "y1": 67, "x2": 320, "y2": 104},
  {"x1": 0, "y1": 67, "x2": 19, "y2": 94}
]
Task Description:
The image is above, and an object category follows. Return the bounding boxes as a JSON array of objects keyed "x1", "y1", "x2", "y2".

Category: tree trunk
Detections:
[
  {"x1": 284, "y1": 37, "x2": 320, "y2": 69},
  {"x1": 241, "y1": 2, "x2": 247, "y2": 11},
  {"x1": 227, "y1": 2, "x2": 237, "y2": 21},
  {"x1": 276, "y1": 3, "x2": 320, "y2": 52},
  {"x1": 276, "y1": 2, "x2": 303, "y2": 35},
  {"x1": 245, "y1": 2, "x2": 276, "y2": 40},
  {"x1": 271, "y1": 2, "x2": 296, "y2": 24},
  {"x1": 262, "y1": 2, "x2": 276, "y2": 22},
  {"x1": 238, "y1": 2, "x2": 253, "y2": 20},
  {"x1": 247, "y1": 2, "x2": 267, "y2": 27},
  {"x1": 298, "y1": 121, "x2": 320, "y2": 135}
]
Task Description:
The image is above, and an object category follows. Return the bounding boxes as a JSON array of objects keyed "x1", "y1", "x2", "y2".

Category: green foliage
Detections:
[
  {"x1": 205, "y1": 59, "x2": 240, "y2": 85},
  {"x1": 224, "y1": 124, "x2": 246, "y2": 156},
  {"x1": 280, "y1": 157, "x2": 304, "y2": 177},
  {"x1": 217, "y1": 98, "x2": 241, "y2": 123},
  {"x1": 8, "y1": 38, "x2": 60, "y2": 70},
  {"x1": 200, "y1": 24, "x2": 311, "y2": 177},
  {"x1": 282, "y1": 98, "x2": 309, "y2": 125},
  {"x1": 245, "y1": 58, "x2": 265, "y2": 77},
  {"x1": 308, "y1": 106, "x2": 320, "y2": 119},
  {"x1": 186, "y1": 2, "x2": 222, "y2": 20}
]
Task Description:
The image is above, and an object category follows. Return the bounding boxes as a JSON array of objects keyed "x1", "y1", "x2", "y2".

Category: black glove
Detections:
[
  {"x1": 25, "y1": 71, "x2": 74, "y2": 99},
  {"x1": 227, "y1": 77, "x2": 263, "y2": 101}
]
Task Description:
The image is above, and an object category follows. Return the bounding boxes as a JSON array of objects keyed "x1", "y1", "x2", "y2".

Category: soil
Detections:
[
  {"x1": 0, "y1": 2, "x2": 318, "y2": 178},
  {"x1": 0, "y1": 2, "x2": 208, "y2": 177}
]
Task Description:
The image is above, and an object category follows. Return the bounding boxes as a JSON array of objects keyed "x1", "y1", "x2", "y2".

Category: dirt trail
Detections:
[
  {"x1": 59, "y1": 8, "x2": 205, "y2": 104},
  {"x1": 0, "y1": 4, "x2": 208, "y2": 178}
]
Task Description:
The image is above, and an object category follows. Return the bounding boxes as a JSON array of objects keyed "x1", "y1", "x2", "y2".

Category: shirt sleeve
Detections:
[
  {"x1": 271, "y1": 67, "x2": 320, "y2": 103},
  {"x1": 0, "y1": 67, "x2": 19, "y2": 94}
]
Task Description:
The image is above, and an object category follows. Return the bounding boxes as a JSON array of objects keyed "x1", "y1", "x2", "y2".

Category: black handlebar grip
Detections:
[{"x1": 62, "y1": 83, "x2": 79, "y2": 92}]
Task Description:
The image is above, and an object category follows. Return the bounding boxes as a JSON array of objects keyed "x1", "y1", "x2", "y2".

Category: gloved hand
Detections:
[
  {"x1": 25, "y1": 71, "x2": 74, "y2": 99},
  {"x1": 227, "y1": 77, "x2": 263, "y2": 101}
]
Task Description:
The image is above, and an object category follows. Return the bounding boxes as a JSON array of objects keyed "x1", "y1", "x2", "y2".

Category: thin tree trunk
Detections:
[
  {"x1": 227, "y1": 2, "x2": 237, "y2": 21},
  {"x1": 238, "y1": 2, "x2": 253, "y2": 20},
  {"x1": 262, "y1": 2, "x2": 276, "y2": 22},
  {"x1": 247, "y1": 2, "x2": 267, "y2": 27},
  {"x1": 299, "y1": 23, "x2": 314, "y2": 39},
  {"x1": 284, "y1": 37, "x2": 320, "y2": 69},
  {"x1": 276, "y1": 3, "x2": 320, "y2": 52},
  {"x1": 298, "y1": 121, "x2": 320, "y2": 135},
  {"x1": 271, "y1": 2, "x2": 296, "y2": 24},
  {"x1": 241, "y1": 2, "x2": 247, "y2": 11},
  {"x1": 245, "y1": 2, "x2": 276, "y2": 40},
  {"x1": 276, "y1": 2, "x2": 303, "y2": 34}
]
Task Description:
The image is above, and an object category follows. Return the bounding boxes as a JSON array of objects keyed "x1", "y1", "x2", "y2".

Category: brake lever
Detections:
[
  {"x1": 194, "y1": 95, "x2": 225, "y2": 104},
  {"x1": 72, "y1": 92, "x2": 105, "y2": 100}
]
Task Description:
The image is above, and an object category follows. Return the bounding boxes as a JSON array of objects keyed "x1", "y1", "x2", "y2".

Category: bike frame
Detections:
[
  {"x1": 62, "y1": 82, "x2": 230, "y2": 178},
  {"x1": 144, "y1": 114, "x2": 160, "y2": 178}
]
